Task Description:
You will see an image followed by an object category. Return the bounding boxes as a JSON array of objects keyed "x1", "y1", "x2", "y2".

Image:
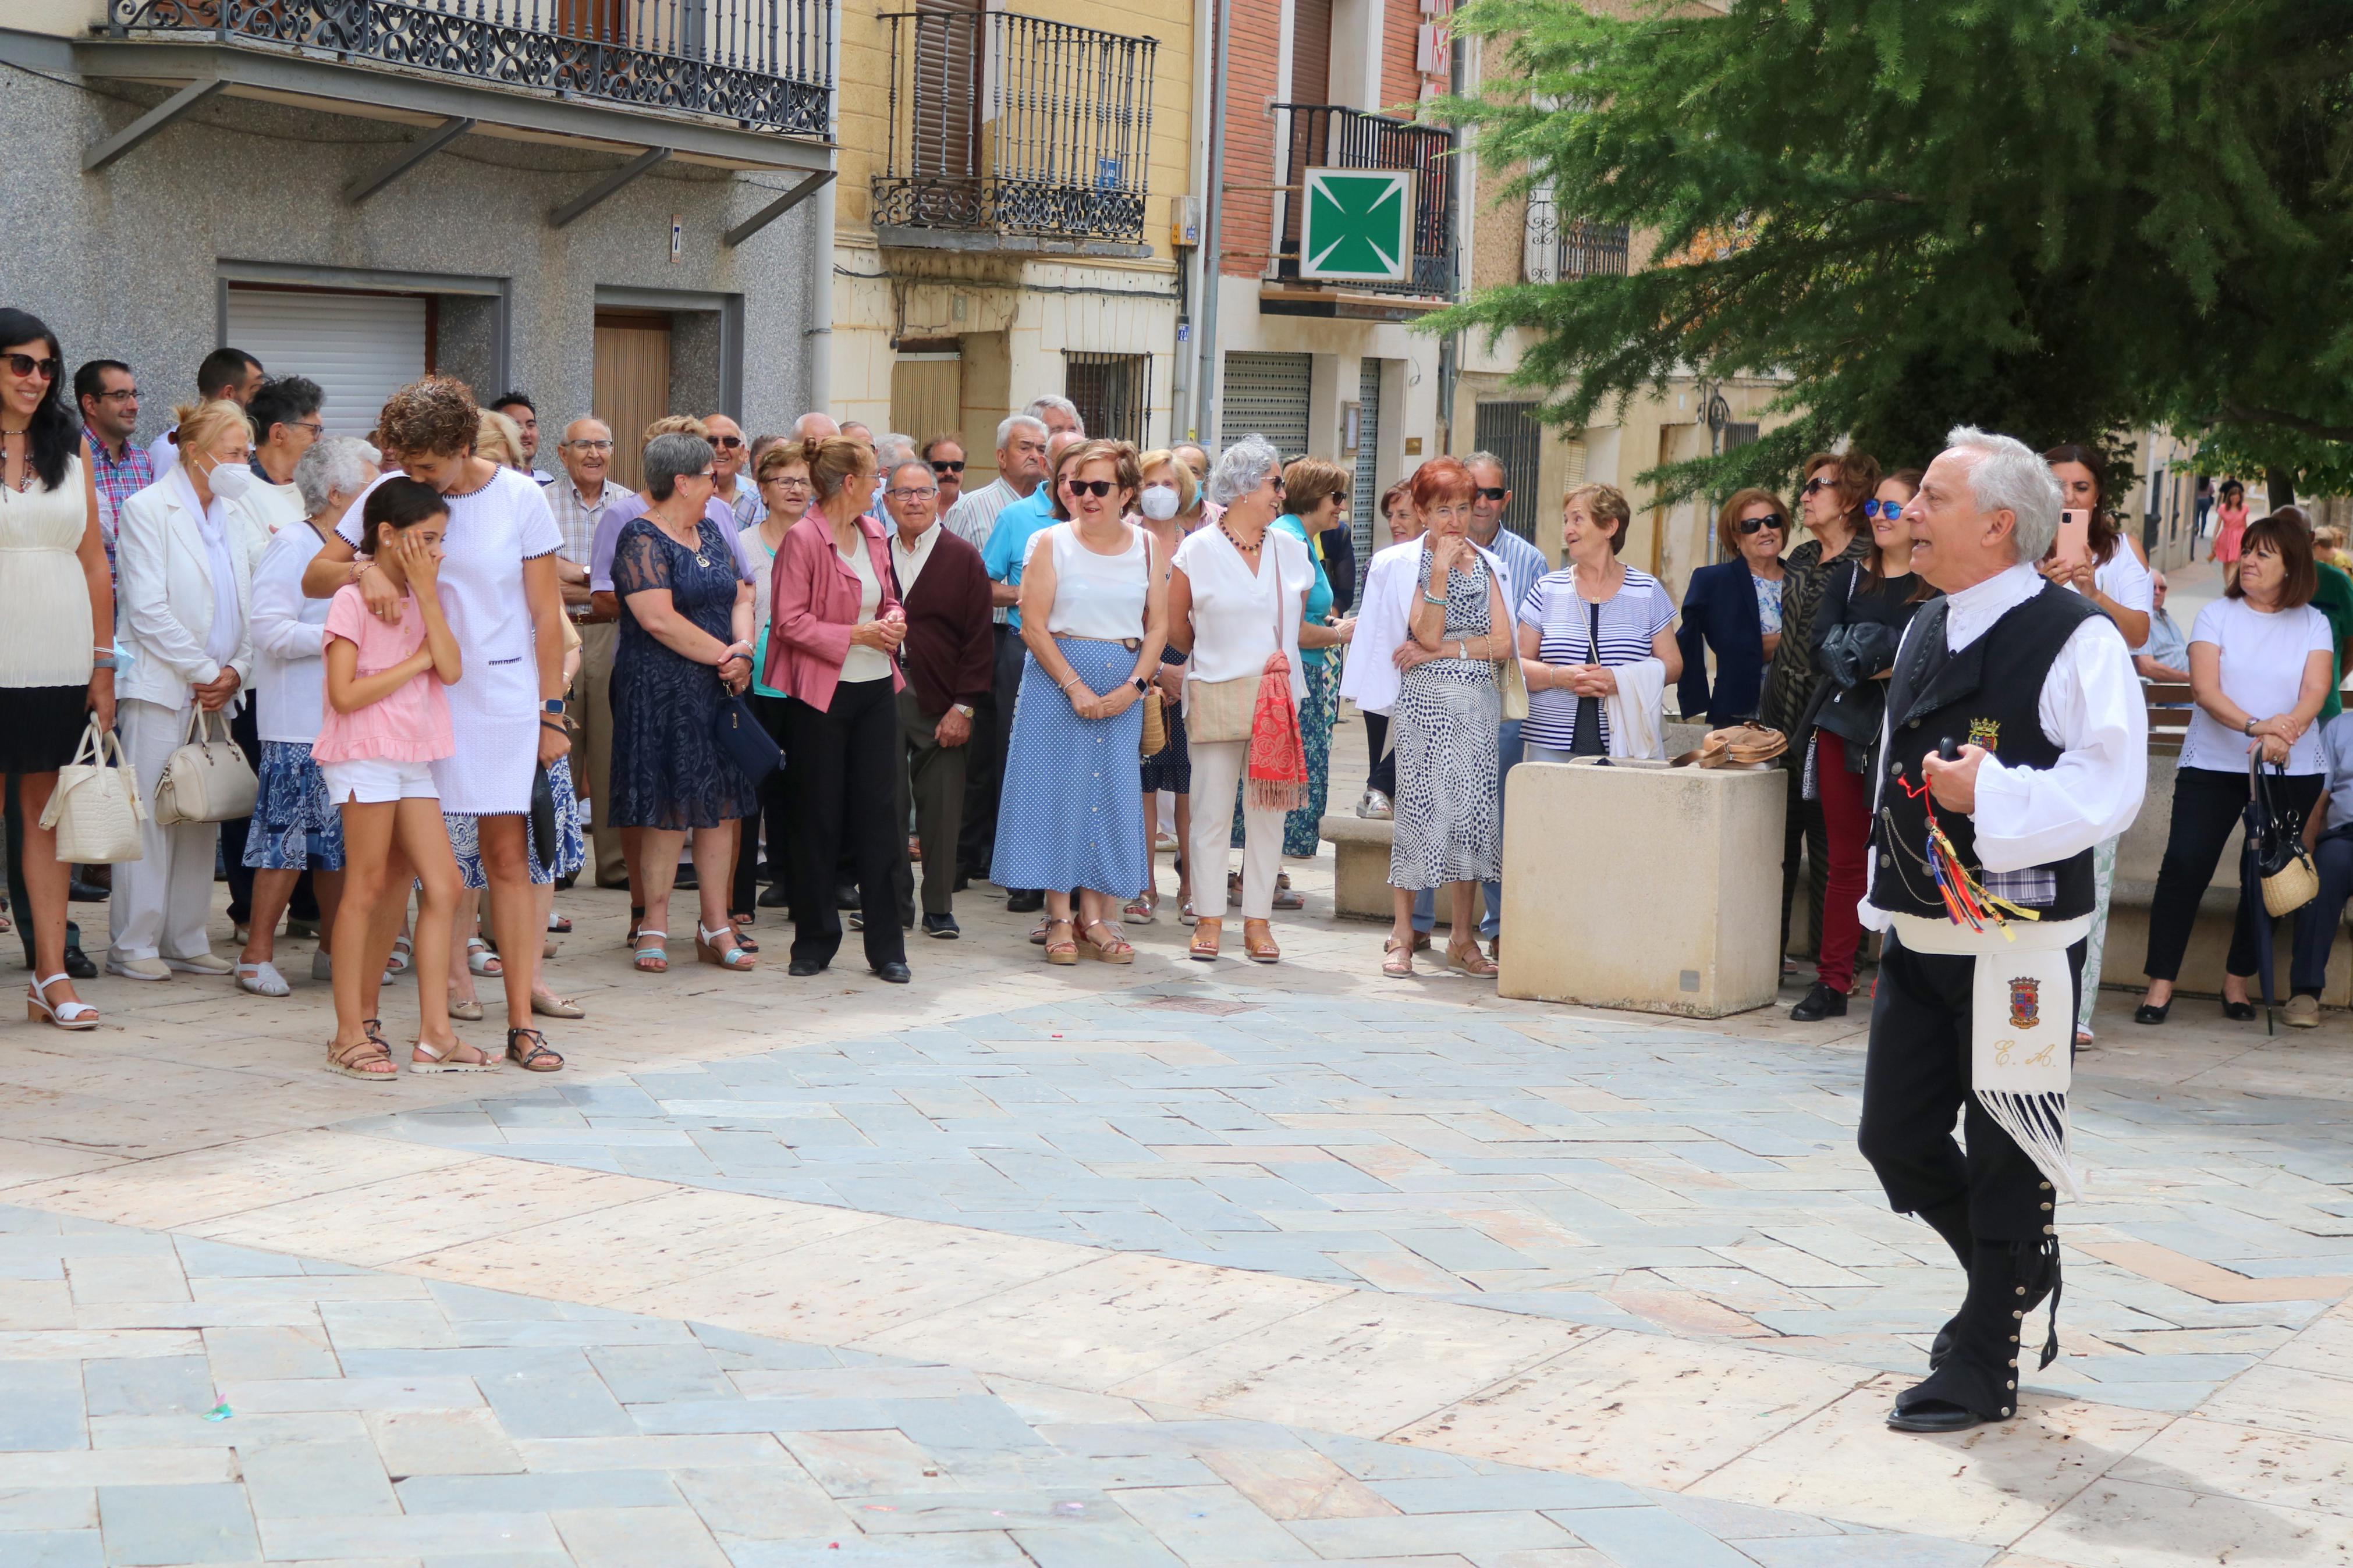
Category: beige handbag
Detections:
[
  {"x1": 1137, "y1": 534, "x2": 1169, "y2": 758},
  {"x1": 1494, "y1": 644, "x2": 1529, "y2": 722},
  {"x1": 37, "y1": 719, "x2": 145, "y2": 864},
  {"x1": 151, "y1": 705, "x2": 258, "y2": 827}
]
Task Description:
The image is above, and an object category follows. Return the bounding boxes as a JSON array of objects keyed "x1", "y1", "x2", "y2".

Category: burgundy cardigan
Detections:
[{"x1": 891, "y1": 526, "x2": 996, "y2": 717}]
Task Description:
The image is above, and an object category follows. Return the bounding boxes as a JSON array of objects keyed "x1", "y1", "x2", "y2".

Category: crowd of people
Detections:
[{"x1": 4, "y1": 299, "x2": 2345, "y2": 1071}]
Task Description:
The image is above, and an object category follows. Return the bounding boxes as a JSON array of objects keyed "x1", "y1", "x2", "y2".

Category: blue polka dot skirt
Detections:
[{"x1": 991, "y1": 637, "x2": 1148, "y2": 899}]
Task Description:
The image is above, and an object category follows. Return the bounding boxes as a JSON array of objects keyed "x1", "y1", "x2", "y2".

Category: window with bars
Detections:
[{"x1": 1064, "y1": 352, "x2": 1149, "y2": 446}]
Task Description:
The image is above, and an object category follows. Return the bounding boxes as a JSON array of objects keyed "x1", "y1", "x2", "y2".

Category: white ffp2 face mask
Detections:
[
  {"x1": 204, "y1": 459, "x2": 255, "y2": 502},
  {"x1": 1139, "y1": 483, "x2": 1180, "y2": 521}
]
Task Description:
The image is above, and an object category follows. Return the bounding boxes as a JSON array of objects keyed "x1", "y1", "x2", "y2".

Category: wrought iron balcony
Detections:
[
  {"x1": 1272, "y1": 104, "x2": 1456, "y2": 301},
  {"x1": 108, "y1": 0, "x2": 832, "y2": 138},
  {"x1": 872, "y1": 9, "x2": 1156, "y2": 251},
  {"x1": 1524, "y1": 196, "x2": 1630, "y2": 283}
]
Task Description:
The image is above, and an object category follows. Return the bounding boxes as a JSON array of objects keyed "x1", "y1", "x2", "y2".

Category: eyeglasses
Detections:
[
  {"x1": 1066, "y1": 478, "x2": 1119, "y2": 499},
  {"x1": 1736, "y1": 514, "x2": 1785, "y2": 535},
  {"x1": 765, "y1": 475, "x2": 812, "y2": 489},
  {"x1": 1475, "y1": 485, "x2": 1508, "y2": 502},
  {"x1": 94, "y1": 387, "x2": 139, "y2": 403},
  {"x1": 1802, "y1": 477, "x2": 1837, "y2": 497},
  {"x1": 1861, "y1": 499, "x2": 1906, "y2": 520},
  {"x1": 292, "y1": 420, "x2": 325, "y2": 438},
  {"x1": 712, "y1": 434, "x2": 744, "y2": 449},
  {"x1": 888, "y1": 486, "x2": 939, "y2": 500},
  {"x1": 565, "y1": 439, "x2": 614, "y2": 453},
  {"x1": 931, "y1": 459, "x2": 966, "y2": 474},
  {"x1": 2, "y1": 354, "x2": 58, "y2": 381}
]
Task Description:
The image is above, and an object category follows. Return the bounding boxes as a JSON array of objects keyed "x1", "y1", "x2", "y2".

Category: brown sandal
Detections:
[
  {"x1": 1043, "y1": 917, "x2": 1078, "y2": 966},
  {"x1": 1241, "y1": 918, "x2": 1280, "y2": 965},
  {"x1": 1081, "y1": 919, "x2": 1134, "y2": 964},
  {"x1": 1382, "y1": 937, "x2": 1415, "y2": 978},
  {"x1": 1447, "y1": 940, "x2": 1497, "y2": 978},
  {"x1": 326, "y1": 1031, "x2": 398, "y2": 1082},
  {"x1": 1190, "y1": 918, "x2": 1221, "y2": 962}
]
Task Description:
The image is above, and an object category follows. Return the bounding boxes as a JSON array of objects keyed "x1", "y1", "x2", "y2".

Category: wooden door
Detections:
[{"x1": 594, "y1": 310, "x2": 672, "y2": 492}]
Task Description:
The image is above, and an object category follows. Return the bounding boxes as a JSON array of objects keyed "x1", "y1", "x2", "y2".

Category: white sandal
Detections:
[
  {"x1": 26, "y1": 974, "x2": 97, "y2": 1031},
  {"x1": 409, "y1": 1038, "x2": 500, "y2": 1075},
  {"x1": 385, "y1": 934, "x2": 413, "y2": 975},
  {"x1": 466, "y1": 937, "x2": 502, "y2": 977},
  {"x1": 235, "y1": 961, "x2": 290, "y2": 998}
]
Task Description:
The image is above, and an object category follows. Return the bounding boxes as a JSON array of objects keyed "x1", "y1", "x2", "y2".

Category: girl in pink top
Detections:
[{"x1": 317, "y1": 478, "x2": 489, "y2": 1080}]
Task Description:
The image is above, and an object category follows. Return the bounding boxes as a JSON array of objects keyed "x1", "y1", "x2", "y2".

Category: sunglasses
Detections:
[
  {"x1": 1862, "y1": 499, "x2": 1906, "y2": 520},
  {"x1": 1736, "y1": 514, "x2": 1785, "y2": 535},
  {"x1": 931, "y1": 459, "x2": 966, "y2": 474},
  {"x1": 1801, "y1": 477, "x2": 1837, "y2": 497},
  {"x1": 712, "y1": 434, "x2": 744, "y2": 449},
  {"x1": 1066, "y1": 478, "x2": 1119, "y2": 499},
  {"x1": 3, "y1": 354, "x2": 58, "y2": 381},
  {"x1": 1475, "y1": 485, "x2": 1508, "y2": 502}
]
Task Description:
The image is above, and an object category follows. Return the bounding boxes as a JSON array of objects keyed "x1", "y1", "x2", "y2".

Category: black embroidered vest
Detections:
[{"x1": 1866, "y1": 581, "x2": 2102, "y2": 922}]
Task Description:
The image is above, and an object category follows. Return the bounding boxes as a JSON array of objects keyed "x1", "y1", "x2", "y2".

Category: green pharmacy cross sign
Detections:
[{"x1": 1299, "y1": 168, "x2": 1415, "y2": 284}]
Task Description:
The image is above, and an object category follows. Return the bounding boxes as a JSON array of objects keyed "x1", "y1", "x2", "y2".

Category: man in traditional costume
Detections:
[{"x1": 1857, "y1": 426, "x2": 2146, "y2": 1433}]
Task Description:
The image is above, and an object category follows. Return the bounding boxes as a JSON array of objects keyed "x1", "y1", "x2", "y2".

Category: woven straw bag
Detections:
[{"x1": 37, "y1": 718, "x2": 145, "y2": 864}]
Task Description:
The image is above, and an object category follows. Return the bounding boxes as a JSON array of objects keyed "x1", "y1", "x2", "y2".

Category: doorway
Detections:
[{"x1": 594, "y1": 309, "x2": 671, "y2": 490}]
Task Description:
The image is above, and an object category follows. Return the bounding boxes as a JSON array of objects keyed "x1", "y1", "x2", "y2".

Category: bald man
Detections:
[{"x1": 791, "y1": 411, "x2": 840, "y2": 443}]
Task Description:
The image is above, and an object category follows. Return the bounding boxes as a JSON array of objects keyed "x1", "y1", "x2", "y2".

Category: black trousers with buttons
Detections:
[{"x1": 1857, "y1": 931, "x2": 2080, "y2": 1243}]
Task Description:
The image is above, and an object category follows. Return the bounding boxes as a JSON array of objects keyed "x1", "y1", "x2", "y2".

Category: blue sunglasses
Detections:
[{"x1": 1861, "y1": 499, "x2": 1907, "y2": 520}]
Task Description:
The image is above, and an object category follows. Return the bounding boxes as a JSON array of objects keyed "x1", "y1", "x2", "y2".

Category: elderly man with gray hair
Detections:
[{"x1": 1850, "y1": 425, "x2": 2145, "y2": 1438}]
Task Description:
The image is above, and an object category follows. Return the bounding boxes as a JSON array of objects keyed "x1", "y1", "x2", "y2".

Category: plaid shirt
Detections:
[
  {"x1": 543, "y1": 473, "x2": 634, "y2": 568},
  {"x1": 84, "y1": 425, "x2": 155, "y2": 585}
]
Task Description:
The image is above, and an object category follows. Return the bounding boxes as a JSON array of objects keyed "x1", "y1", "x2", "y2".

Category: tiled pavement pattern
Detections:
[
  {"x1": 358, "y1": 984, "x2": 2353, "y2": 1418},
  {"x1": 0, "y1": 1202, "x2": 1990, "y2": 1568}
]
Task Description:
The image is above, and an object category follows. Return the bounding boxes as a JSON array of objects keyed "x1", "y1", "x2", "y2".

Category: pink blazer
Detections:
[{"x1": 764, "y1": 509, "x2": 907, "y2": 710}]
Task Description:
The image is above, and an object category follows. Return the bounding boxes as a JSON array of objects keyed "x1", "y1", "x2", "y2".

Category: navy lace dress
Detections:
[{"x1": 609, "y1": 515, "x2": 761, "y2": 830}]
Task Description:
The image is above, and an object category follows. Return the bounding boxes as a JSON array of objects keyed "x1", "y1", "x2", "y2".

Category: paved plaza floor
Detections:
[{"x1": 3, "y1": 780, "x2": 2352, "y2": 1563}]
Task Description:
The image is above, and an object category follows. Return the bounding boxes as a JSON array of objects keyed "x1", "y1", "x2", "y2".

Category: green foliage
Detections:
[{"x1": 1429, "y1": 0, "x2": 2353, "y2": 503}]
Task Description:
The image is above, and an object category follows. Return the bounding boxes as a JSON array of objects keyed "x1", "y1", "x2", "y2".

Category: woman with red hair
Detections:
[{"x1": 1376, "y1": 458, "x2": 1514, "y2": 979}]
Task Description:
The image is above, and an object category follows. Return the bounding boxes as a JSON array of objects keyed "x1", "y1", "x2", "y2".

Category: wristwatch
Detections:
[
  {"x1": 542, "y1": 699, "x2": 566, "y2": 715},
  {"x1": 1133, "y1": 677, "x2": 1151, "y2": 695},
  {"x1": 953, "y1": 702, "x2": 975, "y2": 719},
  {"x1": 2245, "y1": 717, "x2": 2259, "y2": 736}
]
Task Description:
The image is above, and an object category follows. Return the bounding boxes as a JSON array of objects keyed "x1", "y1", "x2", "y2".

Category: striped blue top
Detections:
[{"x1": 1518, "y1": 565, "x2": 1676, "y2": 752}]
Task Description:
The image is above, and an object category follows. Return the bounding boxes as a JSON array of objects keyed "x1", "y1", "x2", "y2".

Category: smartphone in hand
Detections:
[{"x1": 2055, "y1": 508, "x2": 2093, "y2": 570}]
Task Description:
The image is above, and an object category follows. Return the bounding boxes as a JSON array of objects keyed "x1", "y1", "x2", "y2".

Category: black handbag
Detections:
[
  {"x1": 713, "y1": 692, "x2": 783, "y2": 785},
  {"x1": 528, "y1": 764, "x2": 560, "y2": 880}
]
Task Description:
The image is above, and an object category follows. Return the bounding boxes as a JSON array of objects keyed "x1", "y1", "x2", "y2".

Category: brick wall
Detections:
[{"x1": 1215, "y1": 1, "x2": 1283, "y2": 277}]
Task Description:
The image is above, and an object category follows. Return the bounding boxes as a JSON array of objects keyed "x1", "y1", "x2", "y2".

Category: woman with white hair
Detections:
[
  {"x1": 234, "y1": 434, "x2": 380, "y2": 996},
  {"x1": 1166, "y1": 434, "x2": 1312, "y2": 964}
]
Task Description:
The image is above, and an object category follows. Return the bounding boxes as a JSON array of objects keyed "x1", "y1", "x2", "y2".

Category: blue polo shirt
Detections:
[{"x1": 983, "y1": 487, "x2": 1059, "y2": 631}]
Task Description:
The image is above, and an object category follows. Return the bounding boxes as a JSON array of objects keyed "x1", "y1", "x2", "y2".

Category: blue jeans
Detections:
[
  {"x1": 2291, "y1": 824, "x2": 2353, "y2": 997},
  {"x1": 1414, "y1": 717, "x2": 1520, "y2": 938}
]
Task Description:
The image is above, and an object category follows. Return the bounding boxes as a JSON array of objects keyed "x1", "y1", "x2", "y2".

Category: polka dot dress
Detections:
[{"x1": 990, "y1": 638, "x2": 1148, "y2": 898}]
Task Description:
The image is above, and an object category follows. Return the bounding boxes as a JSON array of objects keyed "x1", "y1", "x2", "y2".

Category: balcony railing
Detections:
[
  {"x1": 110, "y1": 0, "x2": 832, "y2": 137},
  {"x1": 1273, "y1": 104, "x2": 1455, "y2": 299},
  {"x1": 1524, "y1": 194, "x2": 1630, "y2": 283},
  {"x1": 873, "y1": 10, "x2": 1156, "y2": 247}
]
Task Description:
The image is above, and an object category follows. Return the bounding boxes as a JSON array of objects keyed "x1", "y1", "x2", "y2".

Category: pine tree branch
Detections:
[{"x1": 2221, "y1": 402, "x2": 2353, "y2": 444}]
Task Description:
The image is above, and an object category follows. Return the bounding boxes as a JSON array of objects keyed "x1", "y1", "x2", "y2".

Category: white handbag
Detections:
[
  {"x1": 151, "y1": 705, "x2": 258, "y2": 827},
  {"x1": 37, "y1": 719, "x2": 145, "y2": 864}
]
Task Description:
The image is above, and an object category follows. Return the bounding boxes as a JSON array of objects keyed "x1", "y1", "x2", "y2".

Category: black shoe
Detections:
[
  {"x1": 2133, "y1": 1000, "x2": 2171, "y2": 1025},
  {"x1": 872, "y1": 961, "x2": 911, "y2": 984},
  {"x1": 836, "y1": 883, "x2": 860, "y2": 910},
  {"x1": 924, "y1": 913, "x2": 960, "y2": 940},
  {"x1": 673, "y1": 868, "x2": 698, "y2": 890},
  {"x1": 62, "y1": 946, "x2": 95, "y2": 981},
  {"x1": 1886, "y1": 1398, "x2": 1988, "y2": 1434},
  {"x1": 953, "y1": 875, "x2": 971, "y2": 893},
  {"x1": 788, "y1": 957, "x2": 825, "y2": 977},
  {"x1": 1790, "y1": 982, "x2": 1847, "y2": 1022},
  {"x1": 67, "y1": 877, "x2": 108, "y2": 903},
  {"x1": 2221, "y1": 997, "x2": 2257, "y2": 1022},
  {"x1": 1006, "y1": 888, "x2": 1045, "y2": 913},
  {"x1": 847, "y1": 912, "x2": 864, "y2": 931},
  {"x1": 758, "y1": 881, "x2": 790, "y2": 908}
]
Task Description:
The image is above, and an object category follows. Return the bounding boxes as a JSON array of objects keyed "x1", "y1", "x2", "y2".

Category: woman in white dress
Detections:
[{"x1": 303, "y1": 378, "x2": 570, "y2": 1072}]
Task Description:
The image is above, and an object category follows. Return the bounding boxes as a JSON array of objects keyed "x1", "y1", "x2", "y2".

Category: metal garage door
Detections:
[
  {"x1": 224, "y1": 288, "x2": 429, "y2": 440},
  {"x1": 1351, "y1": 357, "x2": 1382, "y2": 567},
  {"x1": 1219, "y1": 351, "x2": 1311, "y2": 460}
]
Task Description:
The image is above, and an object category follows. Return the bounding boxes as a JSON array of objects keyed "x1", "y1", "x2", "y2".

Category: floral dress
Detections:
[{"x1": 608, "y1": 515, "x2": 760, "y2": 830}]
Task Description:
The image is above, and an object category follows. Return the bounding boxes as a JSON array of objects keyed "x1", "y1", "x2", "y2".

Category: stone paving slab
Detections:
[
  {"x1": 353, "y1": 983, "x2": 2353, "y2": 1415},
  {"x1": 0, "y1": 1206, "x2": 1981, "y2": 1567}
]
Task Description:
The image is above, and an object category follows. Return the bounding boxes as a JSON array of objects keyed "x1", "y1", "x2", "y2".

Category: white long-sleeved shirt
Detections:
[
  {"x1": 250, "y1": 521, "x2": 333, "y2": 744},
  {"x1": 1339, "y1": 536, "x2": 1513, "y2": 719},
  {"x1": 1862, "y1": 560, "x2": 2147, "y2": 932}
]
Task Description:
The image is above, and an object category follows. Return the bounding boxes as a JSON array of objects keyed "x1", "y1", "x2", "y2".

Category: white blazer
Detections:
[
  {"x1": 1339, "y1": 536, "x2": 1513, "y2": 719},
  {"x1": 113, "y1": 479, "x2": 257, "y2": 711}
]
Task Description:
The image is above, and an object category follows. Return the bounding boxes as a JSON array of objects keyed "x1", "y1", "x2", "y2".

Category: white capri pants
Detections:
[
  {"x1": 108, "y1": 698, "x2": 223, "y2": 964},
  {"x1": 1187, "y1": 738, "x2": 1282, "y2": 921}
]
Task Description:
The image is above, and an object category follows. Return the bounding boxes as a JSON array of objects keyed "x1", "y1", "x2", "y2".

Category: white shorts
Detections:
[{"x1": 321, "y1": 756, "x2": 441, "y2": 806}]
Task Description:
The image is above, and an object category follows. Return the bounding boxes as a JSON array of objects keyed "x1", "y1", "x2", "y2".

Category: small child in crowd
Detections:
[{"x1": 314, "y1": 478, "x2": 490, "y2": 1079}]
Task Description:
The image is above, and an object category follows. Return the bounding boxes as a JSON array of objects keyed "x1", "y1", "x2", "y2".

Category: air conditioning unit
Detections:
[{"x1": 1417, "y1": 23, "x2": 1449, "y2": 75}]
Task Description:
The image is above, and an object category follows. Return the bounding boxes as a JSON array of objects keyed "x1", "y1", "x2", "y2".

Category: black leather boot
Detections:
[
  {"x1": 1917, "y1": 1198, "x2": 1974, "y2": 1370},
  {"x1": 1889, "y1": 1239, "x2": 2060, "y2": 1434}
]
